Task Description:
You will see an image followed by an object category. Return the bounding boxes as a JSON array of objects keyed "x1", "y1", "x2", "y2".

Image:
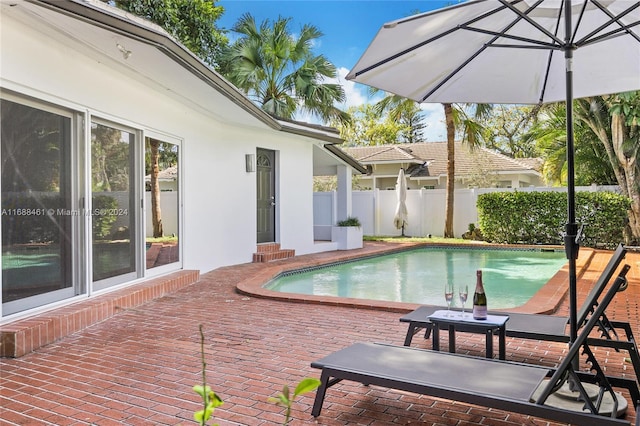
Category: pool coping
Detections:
[{"x1": 236, "y1": 242, "x2": 595, "y2": 315}]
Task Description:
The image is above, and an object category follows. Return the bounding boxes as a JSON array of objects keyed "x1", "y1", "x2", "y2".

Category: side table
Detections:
[{"x1": 427, "y1": 310, "x2": 509, "y2": 360}]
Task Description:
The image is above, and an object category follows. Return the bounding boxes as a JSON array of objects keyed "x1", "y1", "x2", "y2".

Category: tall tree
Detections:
[
  {"x1": 220, "y1": 13, "x2": 349, "y2": 124},
  {"x1": 443, "y1": 103, "x2": 491, "y2": 238},
  {"x1": 108, "y1": 0, "x2": 228, "y2": 69},
  {"x1": 330, "y1": 104, "x2": 407, "y2": 146},
  {"x1": 577, "y1": 94, "x2": 640, "y2": 242},
  {"x1": 530, "y1": 103, "x2": 616, "y2": 186},
  {"x1": 479, "y1": 104, "x2": 544, "y2": 158},
  {"x1": 373, "y1": 95, "x2": 426, "y2": 143},
  {"x1": 529, "y1": 93, "x2": 639, "y2": 242}
]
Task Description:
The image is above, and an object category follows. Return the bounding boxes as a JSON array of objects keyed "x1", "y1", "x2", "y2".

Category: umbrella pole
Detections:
[
  {"x1": 563, "y1": 0, "x2": 580, "y2": 375},
  {"x1": 563, "y1": 0, "x2": 579, "y2": 346}
]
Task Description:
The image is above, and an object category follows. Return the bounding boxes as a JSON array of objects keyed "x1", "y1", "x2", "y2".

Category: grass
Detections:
[{"x1": 146, "y1": 236, "x2": 178, "y2": 244}]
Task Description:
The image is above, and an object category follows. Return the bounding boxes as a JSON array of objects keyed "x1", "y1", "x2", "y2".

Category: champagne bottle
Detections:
[{"x1": 472, "y1": 269, "x2": 487, "y2": 320}]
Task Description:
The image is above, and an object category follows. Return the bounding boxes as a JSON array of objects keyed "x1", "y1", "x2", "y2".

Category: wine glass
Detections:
[
  {"x1": 459, "y1": 285, "x2": 468, "y2": 318},
  {"x1": 444, "y1": 283, "x2": 454, "y2": 317}
]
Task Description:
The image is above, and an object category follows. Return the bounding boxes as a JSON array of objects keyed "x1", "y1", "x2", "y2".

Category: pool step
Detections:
[{"x1": 253, "y1": 243, "x2": 295, "y2": 263}]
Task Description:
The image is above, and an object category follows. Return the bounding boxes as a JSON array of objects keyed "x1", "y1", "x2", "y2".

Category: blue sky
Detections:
[{"x1": 217, "y1": 1, "x2": 456, "y2": 140}]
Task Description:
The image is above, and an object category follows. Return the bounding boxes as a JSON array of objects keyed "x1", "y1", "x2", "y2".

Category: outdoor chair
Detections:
[{"x1": 311, "y1": 264, "x2": 640, "y2": 425}]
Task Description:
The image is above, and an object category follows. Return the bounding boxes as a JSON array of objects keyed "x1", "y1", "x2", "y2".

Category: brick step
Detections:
[
  {"x1": 252, "y1": 245, "x2": 295, "y2": 262},
  {"x1": 0, "y1": 270, "x2": 199, "y2": 358},
  {"x1": 256, "y1": 242, "x2": 281, "y2": 253}
]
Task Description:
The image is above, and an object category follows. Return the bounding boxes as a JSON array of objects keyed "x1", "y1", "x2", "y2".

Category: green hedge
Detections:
[{"x1": 476, "y1": 191, "x2": 630, "y2": 248}]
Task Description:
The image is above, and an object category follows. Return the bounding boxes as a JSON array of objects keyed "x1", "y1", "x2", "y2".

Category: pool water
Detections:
[{"x1": 265, "y1": 247, "x2": 567, "y2": 309}]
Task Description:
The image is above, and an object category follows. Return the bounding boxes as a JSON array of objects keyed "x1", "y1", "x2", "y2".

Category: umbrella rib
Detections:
[
  {"x1": 350, "y1": 3, "x2": 513, "y2": 78},
  {"x1": 580, "y1": 20, "x2": 640, "y2": 46},
  {"x1": 575, "y1": 1, "x2": 640, "y2": 46},
  {"x1": 497, "y1": 0, "x2": 566, "y2": 46},
  {"x1": 461, "y1": 25, "x2": 561, "y2": 49}
]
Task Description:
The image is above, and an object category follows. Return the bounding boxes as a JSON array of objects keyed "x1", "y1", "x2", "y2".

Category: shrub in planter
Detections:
[{"x1": 337, "y1": 216, "x2": 361, "y2": 227}]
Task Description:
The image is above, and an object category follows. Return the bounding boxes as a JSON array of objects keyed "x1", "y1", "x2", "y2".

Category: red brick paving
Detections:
[{"x1": 0, "y1": 242, "x2": 638, "y2": 425}]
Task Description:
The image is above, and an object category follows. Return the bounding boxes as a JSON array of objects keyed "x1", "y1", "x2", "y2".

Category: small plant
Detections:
[
  {"x1": 337, "y1": 216, "x2": 361, "y2": 227},
  {"x1": 192, "y1": 326, "x2": 320, "y2": 425},
  {"x1": 462, "y1": 223, "x2": 484, "y2": 241},
  {"x1": 193, "y1": 325, "x2": 223, "y2": 425},
  {"x1": 268, "y1": 378, "x2": 321, "y2": 425}
]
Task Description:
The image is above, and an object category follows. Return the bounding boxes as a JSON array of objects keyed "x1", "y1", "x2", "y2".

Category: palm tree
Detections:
[
  {"x1": 220, "y1": 13, "x2": 349, "y2": 124},
  {"x1": 373, "y1": 94, "x2": 425, "y2": 143},
  {"x1": 374, "y1": 93, "x2": 490, "y2": 238},
  {"x1": 442, "y1": 103, "x2": 491, "y2": 237},
  {"x1": 575, "y1": 95, "x2": 639, "y2": 242}
]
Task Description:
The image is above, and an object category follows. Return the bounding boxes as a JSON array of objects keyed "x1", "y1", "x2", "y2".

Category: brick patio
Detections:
[{"x1": 0, "y1": 242, "x2": 638, "y2": 425}]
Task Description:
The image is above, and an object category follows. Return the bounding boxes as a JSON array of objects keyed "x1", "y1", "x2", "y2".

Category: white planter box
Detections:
[{"x1": 331, "y1": 226, "x2": 363, "y2": 250}]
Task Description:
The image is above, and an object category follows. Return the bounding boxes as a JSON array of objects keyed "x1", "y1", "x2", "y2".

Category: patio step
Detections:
[
  {"x1": 0, "y1": 270, "x2": 199, "y2": 358},
  {"x1": 253, "y1": 243, "x2": 295, "y2": 263}
]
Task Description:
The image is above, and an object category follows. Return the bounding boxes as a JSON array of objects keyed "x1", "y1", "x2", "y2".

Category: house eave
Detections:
[
  {"x1": 324, "y1": 145, "x2": 367, "y2": 174},
  {"x1": 28, "y1": 0, "x2": 280, "y2": 131}
]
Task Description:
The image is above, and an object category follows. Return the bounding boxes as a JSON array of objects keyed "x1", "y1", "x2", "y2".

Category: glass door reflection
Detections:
[{"x1": 91, "y1": 121, "x2": 136, "y2": 288}]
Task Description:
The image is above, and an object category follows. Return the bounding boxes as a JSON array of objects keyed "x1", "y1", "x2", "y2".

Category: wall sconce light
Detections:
[{"x1": 245, "y1": 154, "x2": 256, "y2": 173}]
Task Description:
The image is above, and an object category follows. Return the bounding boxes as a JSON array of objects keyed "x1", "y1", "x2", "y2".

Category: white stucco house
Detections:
[{"x1": 0, "y1": 0, "x2": 365, "y2": 322}]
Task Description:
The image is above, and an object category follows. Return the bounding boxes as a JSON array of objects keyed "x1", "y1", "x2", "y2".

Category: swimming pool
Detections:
[{"x1": 265, "y1": 247, "x2": 567, "y2": 309}]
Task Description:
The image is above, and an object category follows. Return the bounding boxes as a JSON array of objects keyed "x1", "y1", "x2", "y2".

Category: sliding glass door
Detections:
[
  {"x1": 1, "y1": 98, "x2": 75, "y2": 314},
  {"x1": 1, "y1": 93, "x2": 180, "y2": 319},
  {"x1": 91, "y1": 120, "x2": 139, "y2": 290},
  {"x1": 145, "y1": 137, "x2": 180, "y2": 271}
]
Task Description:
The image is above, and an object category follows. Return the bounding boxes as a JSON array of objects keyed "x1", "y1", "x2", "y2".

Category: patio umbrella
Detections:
[
  {"x1": 347, "y1": 0, "x2": 640, "y2": 348},
  {"x1": 393, "y1": 168, "x2": 409, "y2": 236}
]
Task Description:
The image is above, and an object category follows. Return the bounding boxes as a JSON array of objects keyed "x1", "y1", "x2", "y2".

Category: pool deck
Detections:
[{"x1": 1, "y1": 241, "x2": 638, "y2": 425}]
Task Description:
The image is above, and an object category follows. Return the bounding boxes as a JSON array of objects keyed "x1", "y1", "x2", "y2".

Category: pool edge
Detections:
[{"x1": 236, "y1": 242, "x2": 595, "y2": 315}]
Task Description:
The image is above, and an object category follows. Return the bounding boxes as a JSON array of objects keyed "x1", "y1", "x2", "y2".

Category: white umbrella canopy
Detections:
[
  {"x1": 347, "y1": 0, "x2": 640, "y2": 349},
  {"x1": 393, "y1": 168, "x2": 409, "y2": 236},
  {"x1": 347, "y1": 0, "x2": 640, "y2": 105}
]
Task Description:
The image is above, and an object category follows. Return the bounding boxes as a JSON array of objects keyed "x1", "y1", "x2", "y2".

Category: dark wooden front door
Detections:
[{"x1": 256, "y1": 148, "x2": 275, "y2": 243}]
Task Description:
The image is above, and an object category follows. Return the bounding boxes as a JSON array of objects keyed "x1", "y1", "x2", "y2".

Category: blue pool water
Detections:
[{"x1": 265, "y1": 247, "x2": 567, "y2": 309}]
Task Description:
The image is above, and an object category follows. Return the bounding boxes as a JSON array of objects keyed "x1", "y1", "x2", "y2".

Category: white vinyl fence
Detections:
[{"x1": 313, "y1": 185, "x2": 619, "y2": 239}]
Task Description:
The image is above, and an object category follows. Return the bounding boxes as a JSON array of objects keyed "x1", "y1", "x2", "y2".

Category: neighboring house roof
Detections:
[
  {"x1": 145, "y1": 166, "x2": 177, "y2": 182},
  {"x1": 342, "y1": 142, "x2": 542, "y2": 179},
  {"x1": 356, "y1": 146, "x2": 425, "y2": 164},
  {"x1": 25, "y1": 0, "x2": 365, "y2": 174}
]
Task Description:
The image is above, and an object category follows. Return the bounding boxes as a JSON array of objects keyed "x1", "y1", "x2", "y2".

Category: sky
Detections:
[{"x1": 217, "y1": 1, "x2": 456, "y2": 141}]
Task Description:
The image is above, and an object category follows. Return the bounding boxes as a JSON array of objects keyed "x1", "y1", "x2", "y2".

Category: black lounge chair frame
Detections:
[{"x1": 311, "y1": 265, "x2": 640, "y2": 425}]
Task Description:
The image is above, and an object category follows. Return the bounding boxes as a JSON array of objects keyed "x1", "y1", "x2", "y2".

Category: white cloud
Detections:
[{"x1": 333, "y1": 66, "x2": 375, "y2": 109}]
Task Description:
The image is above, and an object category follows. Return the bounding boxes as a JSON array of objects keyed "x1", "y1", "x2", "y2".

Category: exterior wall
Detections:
[
  {"x1": 315, "y1": 185, "x2": 620, "y2": 239},
  {"x1": 2, "y1": 13, "x2": 318, "y2": 285}
]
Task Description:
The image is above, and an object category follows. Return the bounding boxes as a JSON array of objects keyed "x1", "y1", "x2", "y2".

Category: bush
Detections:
[
  {"x1": 92, "y1": 195, "x2": 118, "y2": 239},
  {"x1": 476, "y1": 191, "x2": 630, "y2": 248},
  {"x1": 337, "y1": 216, "x2": 361, "y2": 227}
]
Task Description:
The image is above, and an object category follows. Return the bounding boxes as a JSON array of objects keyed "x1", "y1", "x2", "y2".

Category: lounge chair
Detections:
[
  {"x1": 311, "y1": 265, "x2": 639, "y2": 425},
  {"x1": 400, "y1": 243, "x2": 627, "y2": 346}
]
